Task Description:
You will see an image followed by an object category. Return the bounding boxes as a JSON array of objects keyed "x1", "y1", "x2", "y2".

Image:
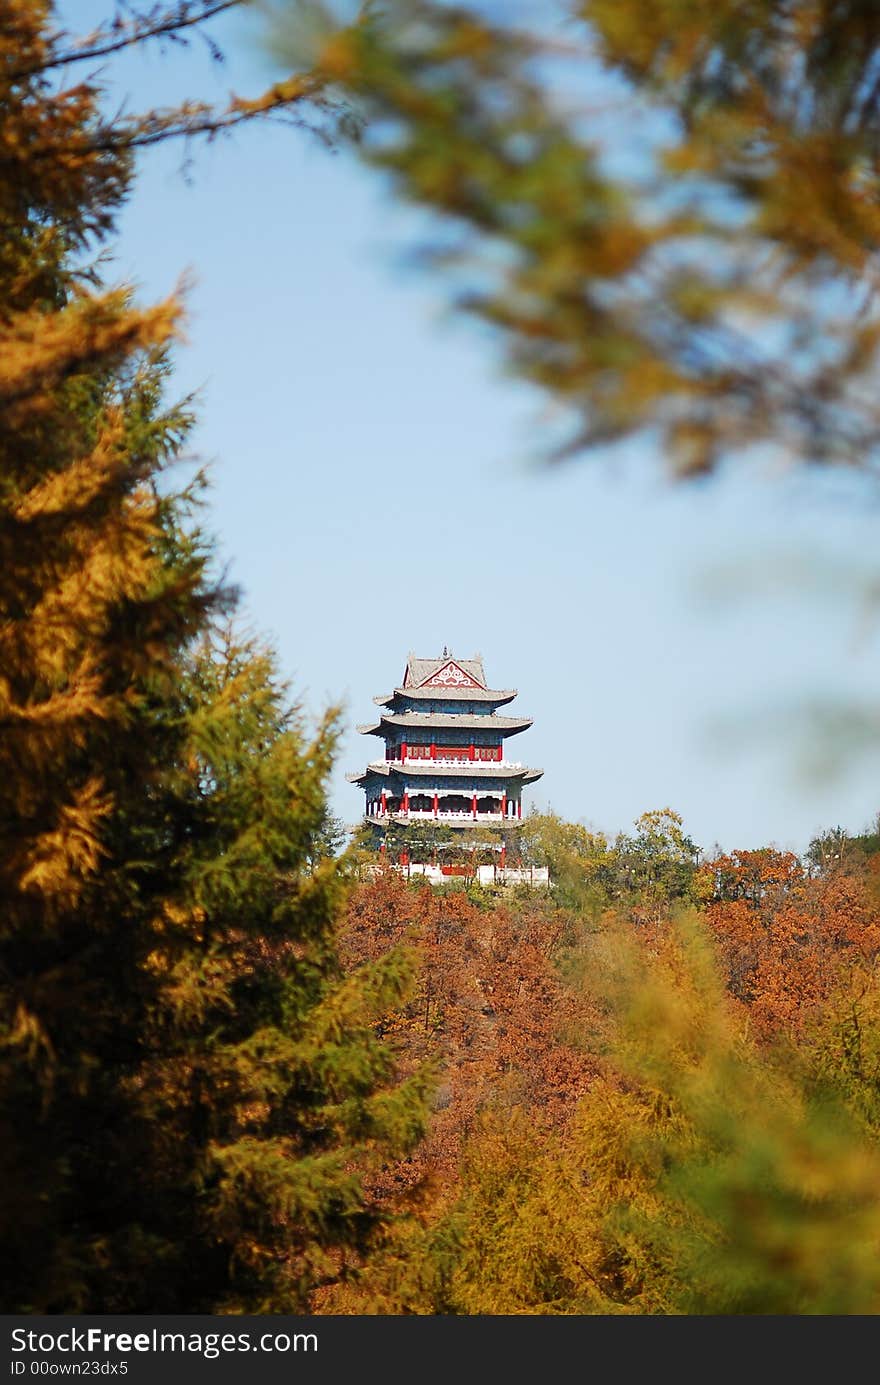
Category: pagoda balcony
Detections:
[
  {"x1": 384, "y1": 755, "x2": 526, "y2": 769},
  {"x1": 367, "y1": 809, "x2": 520, "y2": 824}
]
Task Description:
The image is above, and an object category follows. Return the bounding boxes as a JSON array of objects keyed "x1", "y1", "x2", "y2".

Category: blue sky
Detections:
[{"x1": 61, "y1": 1, "x2": 880, "y2": 854}]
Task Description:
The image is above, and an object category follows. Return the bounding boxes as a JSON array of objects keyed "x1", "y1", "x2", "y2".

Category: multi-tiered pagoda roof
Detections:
[{"x1": 348, "y1": 650, "x2": 543, "y2": 830}]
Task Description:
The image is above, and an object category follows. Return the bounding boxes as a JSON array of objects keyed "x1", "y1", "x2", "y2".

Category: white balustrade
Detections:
[{"x1": 380, "y1": 757, "x2": 523, "y2": 769}]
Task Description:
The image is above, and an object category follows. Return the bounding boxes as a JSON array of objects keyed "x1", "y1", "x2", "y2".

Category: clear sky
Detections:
[{"x1": 61, "y1": 2, "x2": 880, "y2": 855}]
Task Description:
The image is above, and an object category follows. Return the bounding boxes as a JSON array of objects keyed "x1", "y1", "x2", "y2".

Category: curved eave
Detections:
[
  {"x1": 357, "y1": 714, "x2": 533, "y2": 737},
  {"x1": 350, "y1": 762, "x2": 543, "y2": 782},
  {"x1": 374, "y1": 687, "x2": 518, "y2": 707}
]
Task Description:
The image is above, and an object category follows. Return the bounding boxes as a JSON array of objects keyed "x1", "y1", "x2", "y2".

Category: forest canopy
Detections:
[{"x1": 3, "y1": 0, "x2": 880, "y2": 1318}]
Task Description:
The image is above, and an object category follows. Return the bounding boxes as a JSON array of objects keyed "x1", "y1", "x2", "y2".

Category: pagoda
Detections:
[{"x1": 348, "y1": 650, "x2": 543, "y2": 838}]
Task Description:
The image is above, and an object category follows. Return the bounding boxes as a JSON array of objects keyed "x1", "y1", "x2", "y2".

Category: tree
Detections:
[
  {"x1": 806, "y1": 817, "x2": 880, "y2": 877},
  {"x1": 321, "y1": 870, "x2": 601, "y2": 1310},
  {"x1": 124, "y1": 629, "x2": 431, "y2": 1312},
  {"x1": 23, "y1": 2, "x2": 346, "y2": 156},
  {"x1": 425, "y1": 911, "x2": 880, "y2": 1314},
  {"x1": 0, "y1": 1, "x2": 428, "y2": 1312},
  {"x1": 271, "y1": 0, "x2": 880, "y2": 479},
  {"x1": 308, "y1": 807, "x2": 350, "y2": 867},
  {"x1": 610, "y1": 809, "x2": 701, "y2": 922},
  {"x1": 704, "y1": 844, "x2": 880, "y2": 1040},
  {"x1": 518, "y1": 811, "x2": 613, "y2": 913}
]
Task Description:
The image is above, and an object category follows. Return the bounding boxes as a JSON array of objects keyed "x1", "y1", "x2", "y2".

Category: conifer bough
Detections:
[{"x1": 0, "y1": 0, "x2": 429, "y2": 1313}]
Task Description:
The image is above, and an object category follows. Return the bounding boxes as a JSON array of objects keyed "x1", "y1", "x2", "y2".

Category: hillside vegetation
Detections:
[
  {"x1": 6, "y1": 0, "x2": 880, "y2": 1315},
  {"x1": 318, "y1": 812, "x2": 880, "y2": 1314}
]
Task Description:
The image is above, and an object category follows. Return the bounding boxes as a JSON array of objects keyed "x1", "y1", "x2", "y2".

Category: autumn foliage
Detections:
[
  {"x1": 341, "y1": 870, "x2": 600, "y2": 1185},
  {"x1": 319, "y1": 821, "x2": 880, "y2": 1314},
  {"x1": 0, "y1": 1, "x2": 427, "y2": 1314},
  {"x1": 8, "y1": 0, "x2": 880, "y2": 1319},
  {"x1": 704, "y1": 848, "x2": 880, "y2": 1040}
]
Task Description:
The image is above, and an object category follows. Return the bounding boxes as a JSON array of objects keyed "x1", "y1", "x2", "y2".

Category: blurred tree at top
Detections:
[{"x1": 266, "y1": 0, "x2": 880, "y2": 479}]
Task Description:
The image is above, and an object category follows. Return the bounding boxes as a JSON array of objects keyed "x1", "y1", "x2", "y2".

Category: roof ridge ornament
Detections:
[{"x1": 422, "y1": 659, "x2": 480, "y2": 689}]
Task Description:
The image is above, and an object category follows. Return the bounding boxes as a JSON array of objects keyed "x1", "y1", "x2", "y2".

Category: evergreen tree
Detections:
[{"x1": 0, "y1": 1, "x2": 428, "y2": 1312}]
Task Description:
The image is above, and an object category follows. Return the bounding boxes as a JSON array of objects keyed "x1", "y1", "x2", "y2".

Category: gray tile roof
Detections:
[
  {"x1": 357, "y1": 713, "x2": 532, "y2": 736},
  {"x1": 347, "y1": 762, "x2": 543, "y2": 784},
  {"x1": 404, "y1": 651, "x2": 487, "y2": 688},
  {"x1": 374, "y1": 686, "x2": 517, "y2": 706}
]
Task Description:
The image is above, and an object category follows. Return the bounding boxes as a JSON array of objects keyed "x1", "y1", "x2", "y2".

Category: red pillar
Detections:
[
  {"x1": 517, "y1": 800, "x2": 522, "y2": 820},
  {"x1": 430, "y1": 742, "x2": 436, "y2": 759},
  {"x1": 403, "y1": 789, "x2": 409, "y2": 813},
  {"x1": 468, "y1": 742, "x2": 475, "y2": 761},
  {"x1": 472, "y1": 793, "x2": 477, "y2": 819},
  {"x1": 500, "y1": 844, "x2": 506, "y2": 868},
  {"x1": 380, "y1": 790, "x2": 387, "y2": 815},
  {"x1": 433, "y1": 793, "x2": 438, "y2": 818},
  {"x1": 401, "y1": 741, "x2": 407, "y2": 762},
  {"x1": 501, "y1": 791, "x2": 507, "y2": 818}
]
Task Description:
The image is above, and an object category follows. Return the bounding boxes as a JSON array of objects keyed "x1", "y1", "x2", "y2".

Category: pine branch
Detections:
[{"x1": 10, "y1": 1, "x2": 245, "y2": 82}]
